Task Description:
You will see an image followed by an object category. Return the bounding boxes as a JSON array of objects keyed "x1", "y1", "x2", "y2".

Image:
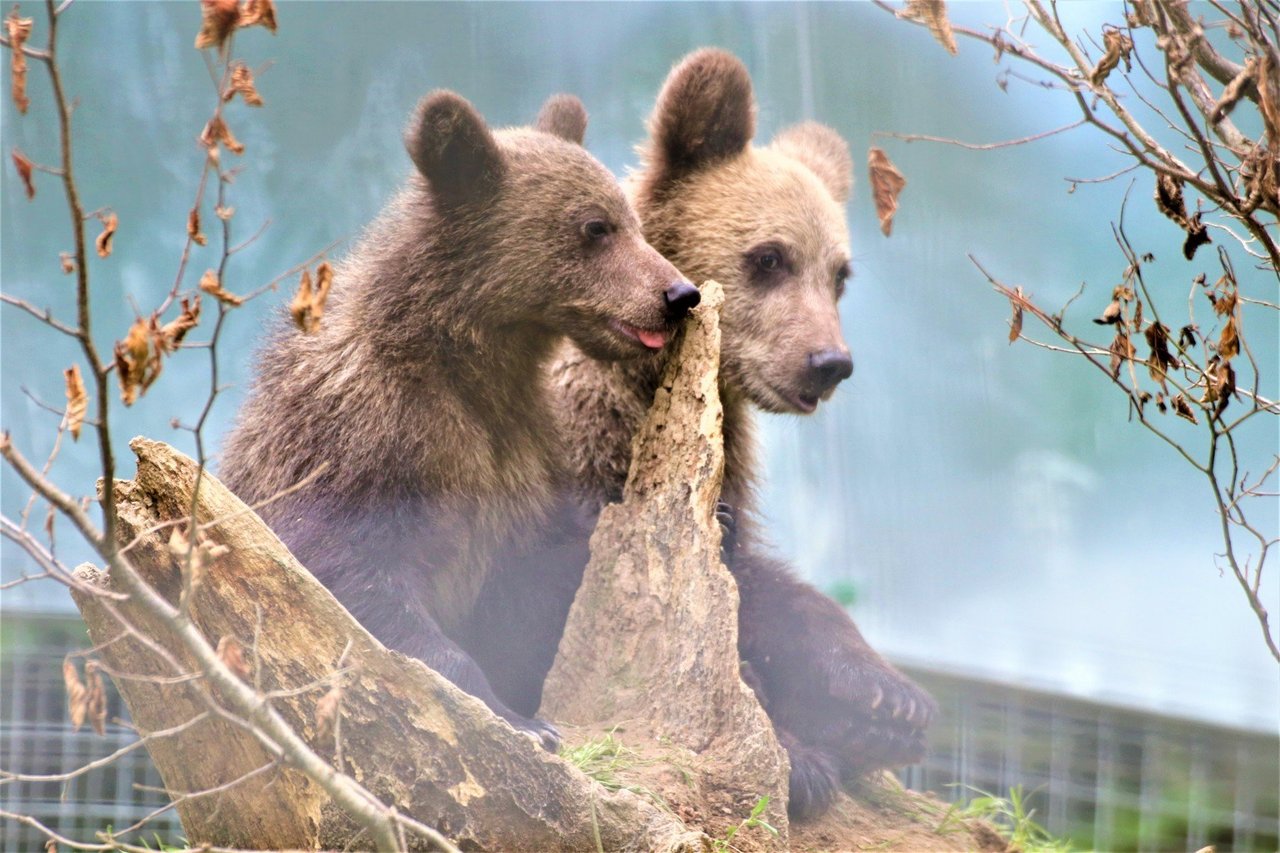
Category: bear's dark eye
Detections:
[
  {"x1": 835, "y1": 262, "x2": 851, "y2": 296},
  {"x1": 582, "y1": 219, "x2": 613, "y2": 241},
  {"x1": 757, "y1": 250, "x2": 783, "y2": 272}
]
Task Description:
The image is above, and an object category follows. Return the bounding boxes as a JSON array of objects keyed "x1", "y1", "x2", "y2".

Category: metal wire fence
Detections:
[
  {"x1": 901, "y1": 667, "x2": 1280, "y2": 852},
  {"x1": 2, "y1": 616, "x2": 1276, "y2": 851}
]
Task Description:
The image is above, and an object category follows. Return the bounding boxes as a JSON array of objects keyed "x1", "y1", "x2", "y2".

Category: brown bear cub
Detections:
[
  {"x1": 220, "y1": 90, "x2": 695, "y2": 747},
  {"x1": 464, "y1": 50, "x2": 936, "y2": 818}
]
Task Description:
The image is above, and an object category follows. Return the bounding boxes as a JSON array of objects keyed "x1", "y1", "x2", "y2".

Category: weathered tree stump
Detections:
[{"x1": 541, "y1": 279, "x2": 790, "y2": 845}]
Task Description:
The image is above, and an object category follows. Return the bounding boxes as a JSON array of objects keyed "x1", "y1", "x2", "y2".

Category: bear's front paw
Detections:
[
  {"x1": 715, "y1": 500, "x2": 737, "y2": 558},
  {"x1": 827, "y1": 661, "x2": 936, "y2": 729},
  {"x1": 778, "y1": 731, "x2": 840, "y2": 821},
  {"x1": 504, "y1": 710, "x2": 562, "y2": 752}
]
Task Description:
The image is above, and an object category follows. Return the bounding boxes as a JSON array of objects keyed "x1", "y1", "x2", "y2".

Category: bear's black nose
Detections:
[
  {"x1": 806, "y1": 349, "x2": 853, "y2": 393},
  {"x1": 663, "y1": 281, "x2": 701, "y2": 320}
]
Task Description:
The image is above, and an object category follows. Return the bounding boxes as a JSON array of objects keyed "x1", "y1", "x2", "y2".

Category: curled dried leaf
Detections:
[
  {"x1": 187, "y1": 207, "x2": 207, "y2": 247},
  {"x1": 1171, "y1": 393, "x2": 1198, "y2": 424},
  {"x1": 239, "y1": 0, "x2": 278, "y2": 33},
  {"x1": 1203, "y1": 356, "x2": 1237, "y2": 419},
  {"x1": 868, "y1": 147, "x2": 907, "y2": 237},
  {"x1": 1007, "y1": 285, "x2": 1023, "y2": 344},
  {"x1": 114, "y1": 319, "x2": 157, "y2": 405},
  {"x1": 158, "y1": 295, "x2": 202, "y2": 351},
  {"x1": 200, "y1": 115, "x2": 245, "y2": 156},
  {"x1": 290, "y1": 262, "x2": 335, "y2": 334},
  {"x1": 896, "y1": 0, "x2": 957, "y2": 55},
  {"x1": 95, "y1": 212, "x2": 118, "y2": 259},
  {"x1": 1108, "y1": 329, "x2": 1134, "y2": 379},
  {"x1": 1090, "y1": 28, "x2": 1134, "y2": 86},
  {"x1": 215, "y1": 204, "x2": 235, "y2": 220},
  {"x1": 194, "y1": 0, "x2": 239, "y2": 51},
  {"x1": 59, "y1": 252, "x2": 75, "y2": 274},
  {"x1": 315, "y1": 683, "x2": 343, "y2": 739},
  {"x1": 1178, "y1": 324, "x2": 1198, "y2": 350},
  {"x1": 216, "y1": 636, "x2": 252, "y2": 680},
  {"x1": 1155, "y1": 173, "x2": 1187, "y2": 227},
  {"x1": 1144, "y1": 322, "x2": 1179, "y2": 391},
  {"x1": 63, "y1": 364, "x2": 87, "y2": 441},
  {"x1": 6, "y1": 10, "x2": 32, "y2": 114},
  {"x1": 224, "y1": 61, "x2": 263, "y2": 106},
  {"x1": 63, "y1": 658, "x2": 88, "y2": 731},
  {"x1": 1217, "y1": 315, "x2": 1240, "y2": 360},
  {"x1": 1093, "y1": 300, "x2": 1123, "y2": 325},
  {"x1": 1182, "y1": 213, "x2": 1210, "y2": 260},
  {"x1": 12, "y1": 148, "x2": 34, "y2": 199},
  {"x1": 199, "y1": 268, "x2": 244, "y2": 306},
  {"x1": 84, "y1": 661, "x2": 107, "y2": 736},
  {"x1": 1211, "y1": 288, "x2": 1238, "y2": 318}
]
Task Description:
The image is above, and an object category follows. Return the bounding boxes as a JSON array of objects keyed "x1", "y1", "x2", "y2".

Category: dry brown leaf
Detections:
[
  {"x1": 59, "y1": 252, "x2": 75, "y2": 274},
  {"x1": 199, "y1": 268, "x2": 244, "y2": 306},
  {"x1": 12, "y1": 148, "x2": 34, "y2": 199},
  {"x1": 1108, "y1": 330, "x2": 1134, "y2": 379},
  {"x1": 194, "y1": 0, "x2": 239, "y2": 51},
  {"x1": 1211, "y1": 289, "x2": 1237, "y2": 318},
  {"x1": 224, "y1": 61, "x2": 263, "y2": 106},
  {"x1": 216, "y1": 636, "x2": 252, "y2": 680},
  {"x1": 1172, "y1": 393, "x2": 1199, "y2": 424},
  {"x1": 1203, "y1": 357, "x2": 1237, "y2": 419},
  {"x1": 1183, "y1": 213, "x2": 1211, "y2": 260},
  {"x1": 63, "y1": 658, "x2": 88, "y2": 731},
  {"x1": 200, "y1": 115, "x2": 245, "y2": 156},
  {"x1": 868, "y1": 147, "x2": 907, "y2": 237},
  {"x1": 290, "y1": 262, "x2": 335, "y2": 333},
  {"x1": 896, "y1": 0, "x2": 957, "y2": 55},
  {"x1": 95, "y1": 212, "x2": 118, "y2": 258},
  {"x1": 1155, "y1": 173, "x2": 1187, "y2": 226},
  {"x1": 1093, "y1": 300, "x2": 1123, "y2": 325},
  {"x1": 114, "y1": 318, "x2": 156, "y2": 405},
  {"x1": 1007, "y1": 285, "x2": 1024, "y2": 344},
  {"x1": 158, "y1": 295, "x2": 202, "y2": 351},
  {"x1": 187, "y1": 207, "x2": 207, "y2": 247},
  {"x1": 7, "y1": 10, "x2": 32, "y2": 114},
  {"x1": 315, "y1": 683, "x2": 343, "y2": 739},
  {"x1": 239, "y1": 0, "x2": 278, "y2": 33},
  {"x1": 1218, "y1": 315, "x2": 1240, "y2": 360},
  {"x1": 1090, "y1": 28, "x2": 1134, "y2": 86},
  {"x1": 63, "y1": 364, "x2": 87, "y2": 441},
  {"x1": 84, "y1": 661, "x2": 107, "y2": 736}
]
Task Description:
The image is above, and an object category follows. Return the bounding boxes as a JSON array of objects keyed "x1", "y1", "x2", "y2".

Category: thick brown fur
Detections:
[
  {"x1": 220, "y1": 90, "x2": 688, "y2": 747},
  {"x1": 464, "y1": 49, "x2": 936, "y2": 817}
]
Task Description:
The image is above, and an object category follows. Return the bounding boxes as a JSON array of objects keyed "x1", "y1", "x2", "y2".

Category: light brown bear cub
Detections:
[
  {"x1": 463, "y1": 50, "x2": 936, "y2": 818},
  {"x1": 220, "y1": 91, "x2": 695, "y2": 748}
]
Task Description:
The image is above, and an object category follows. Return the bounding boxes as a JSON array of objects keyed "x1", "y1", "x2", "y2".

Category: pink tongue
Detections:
[{"x1": 636, "y1": 328, "x2": 668, "y2": 349}]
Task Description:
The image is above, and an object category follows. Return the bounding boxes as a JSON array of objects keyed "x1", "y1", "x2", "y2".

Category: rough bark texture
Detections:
[
  {"x1": 540, "y1": 279, "x2": 790, "y2": 845},
  {"x1": 71, "y1": 438, "x2": 701, "y2": 852}
]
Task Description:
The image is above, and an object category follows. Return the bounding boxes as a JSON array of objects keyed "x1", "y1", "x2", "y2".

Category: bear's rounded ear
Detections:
[
  {"x1": 647, "y1": 48, "x2": 755, "y2": 181},
  {"x1": 770, "y1": 123, "x2": 854, "y2": 203},
  {"x1": 405, "y1": 90, "x2": 505, "y2": 206},
  {"x1": 535, "y1": 94, "x2": 588, "y2": 146}
]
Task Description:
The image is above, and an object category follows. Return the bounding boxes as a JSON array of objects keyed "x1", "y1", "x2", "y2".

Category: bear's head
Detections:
[
  {"x1": 405, "y1": 91, "x2": 697, "y2": 361},
  {"x1": 633, "y1": 49, "x2": 854, "y2": 414}
]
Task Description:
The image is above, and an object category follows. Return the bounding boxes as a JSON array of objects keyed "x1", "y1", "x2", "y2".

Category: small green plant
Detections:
[
  {"x1": 938, "y1": 785, "x2": 1072, "y2": 852},
  {"x1": 561, "y1": 729, "x2": 670, "y2": 813},
  {"x1": 713, "y1": 796, "x2": 779, "y2": 853}
]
